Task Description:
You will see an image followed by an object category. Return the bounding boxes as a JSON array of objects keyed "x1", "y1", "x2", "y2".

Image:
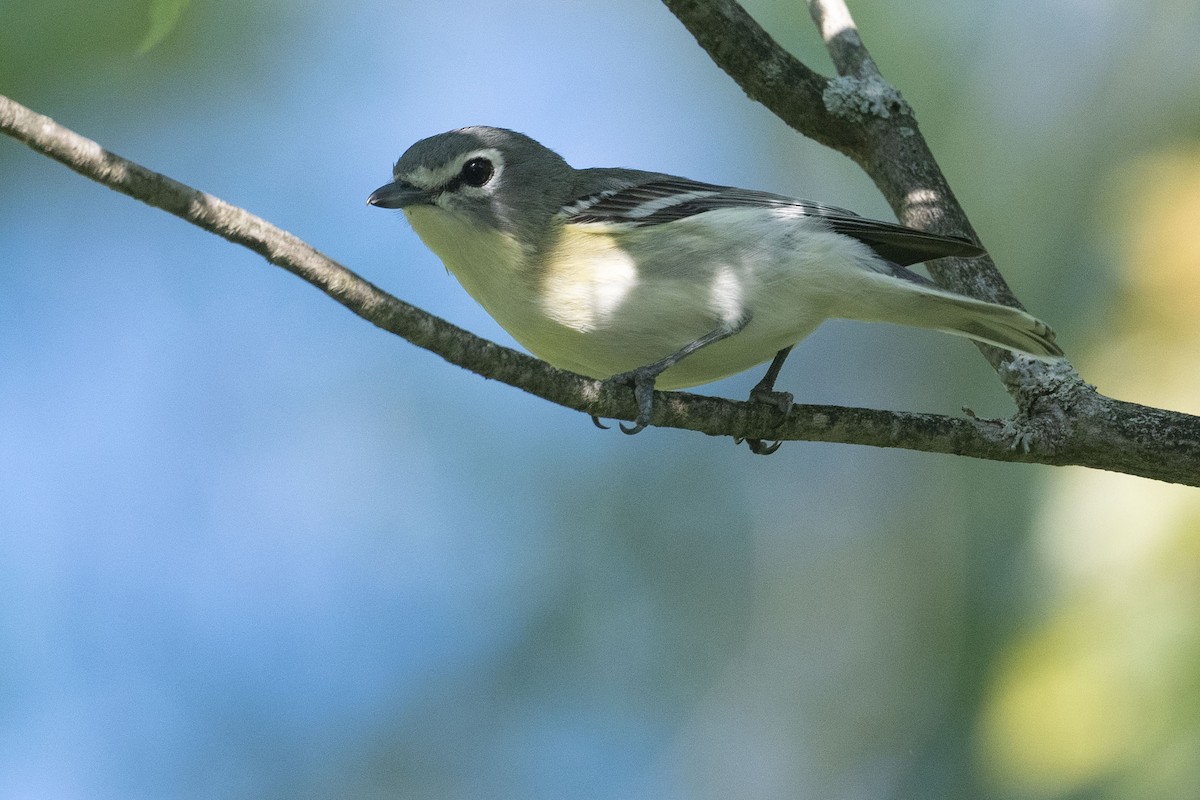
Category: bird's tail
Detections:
[{"x1": 856, "y1": 272, "x2": 1064, "y2": 359}]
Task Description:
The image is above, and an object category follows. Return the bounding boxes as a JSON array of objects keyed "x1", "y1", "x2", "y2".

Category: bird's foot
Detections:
[
  {"x1": 750, "y1": 386, "x2": 794, "y2": 416},
  {"x1": 606, "y1": 367, "x2": 660, "y2": 435},
  {"x1": 736, "y1": 387, "x2": 794, "y2": 456}
]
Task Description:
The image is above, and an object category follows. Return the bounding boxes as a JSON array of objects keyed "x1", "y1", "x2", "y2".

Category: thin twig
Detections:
[{"x1": 807, "y1": 0, "x2": 881, "y2": 79}]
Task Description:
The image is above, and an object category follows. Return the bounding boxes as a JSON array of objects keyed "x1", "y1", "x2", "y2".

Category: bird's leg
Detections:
[
  {"x1": 749, "y1": 346, "x2": 794, "y2": 412},
  {"x1": 606, "y1": 314, "x2": 751, "y2": 436},
  {"x1": 737, "y1": 346, "x2": 794, "y2": 456}
]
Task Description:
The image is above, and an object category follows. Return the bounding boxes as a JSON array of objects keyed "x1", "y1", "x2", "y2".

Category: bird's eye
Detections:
[{"x1": 460, "y1": 157, "x2": 494, "y2": 187}]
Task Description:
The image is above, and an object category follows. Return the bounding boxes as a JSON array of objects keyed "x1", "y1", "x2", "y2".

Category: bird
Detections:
[{"x1": 368, "y1": 126, "x2": 1062, "y2": 452}]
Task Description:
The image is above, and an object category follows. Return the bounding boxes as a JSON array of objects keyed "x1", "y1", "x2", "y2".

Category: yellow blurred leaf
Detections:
[{"x1": 137, "y1": 0, "x2": 191, "y2": 55}]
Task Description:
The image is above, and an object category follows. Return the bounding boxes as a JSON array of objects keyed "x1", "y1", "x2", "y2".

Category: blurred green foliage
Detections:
[{"x1": 138, "y1": 0, "x2": 192, "y2": 54}]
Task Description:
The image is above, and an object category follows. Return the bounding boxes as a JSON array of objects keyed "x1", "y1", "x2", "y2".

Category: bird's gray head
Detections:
[{"x1": 368, "y1": 126, "x2": 573, "y2": 250}]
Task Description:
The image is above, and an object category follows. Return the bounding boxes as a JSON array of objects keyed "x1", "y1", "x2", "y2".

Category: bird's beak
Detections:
[{"x1": 367, "y1": 180, "x2": 432, "y2": 209}]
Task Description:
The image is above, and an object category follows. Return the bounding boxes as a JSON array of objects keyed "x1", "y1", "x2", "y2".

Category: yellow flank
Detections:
[{"x1": 538, "y1": 225, "x2": 640, "y2": 333}]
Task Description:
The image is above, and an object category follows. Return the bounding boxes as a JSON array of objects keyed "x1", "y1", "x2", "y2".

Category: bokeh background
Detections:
[{"x1": 3, "y1": 1, "x2": 1200, "y2": 798}]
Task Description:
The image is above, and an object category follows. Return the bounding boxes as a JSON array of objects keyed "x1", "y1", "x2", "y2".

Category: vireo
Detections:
[{"x1": 369, "y1": 126, "x2": 1061, "y2": 449}]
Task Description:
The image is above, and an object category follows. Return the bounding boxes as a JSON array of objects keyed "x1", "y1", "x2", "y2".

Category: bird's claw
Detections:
[
  {"x1": 734, "y1": 435, "x2": 784, "y2": 455},
  {"x1": 749, "y1": 387, "x2": 794, "y2": 419},
  {"x1": 737, "y1": 387, "x2": 794, "y2": 455},
  {"x1": 608, "y1": 367, "x2": 658, "y2": 435},
  {"x1": 743, "y1": 438, "x2": 783, "y2": 455}
]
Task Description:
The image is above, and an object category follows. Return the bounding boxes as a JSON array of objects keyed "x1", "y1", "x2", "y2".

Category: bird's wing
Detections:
[{"x1": 563, "y1": 176, "x2": 984, "y2": 266}]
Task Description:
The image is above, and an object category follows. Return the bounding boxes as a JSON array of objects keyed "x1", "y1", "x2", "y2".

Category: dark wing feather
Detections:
[{"x1": 565, "y1": 176, "x2": 984, "y2": 266}]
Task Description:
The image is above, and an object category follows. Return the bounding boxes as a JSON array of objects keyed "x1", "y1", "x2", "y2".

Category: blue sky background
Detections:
[{"x1": 3, "y1": 1, "x2": 1200, "y2": 798}]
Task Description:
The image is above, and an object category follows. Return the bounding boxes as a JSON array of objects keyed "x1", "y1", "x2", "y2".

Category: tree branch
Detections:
[
  {"x1": 3, "y1": 7, "x2": 1199, "y2": 487},
  {"x1": 665, "y1": 0, "x2": 1024, "y2": 334},
  {"x1": 807, "y1": 0, "x2": 883, "y2": 80},
  {"x1": 659, "y1": 0, "x2": 1199, "y2": 484},
  {"x1": 661, "y1": 0, "x2": 861, "y2": 154}
]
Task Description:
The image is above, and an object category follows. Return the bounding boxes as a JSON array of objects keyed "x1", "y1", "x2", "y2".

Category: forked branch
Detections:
[{"x1": 2, "y1": 0, "x2": 1198, "y2": 485}]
